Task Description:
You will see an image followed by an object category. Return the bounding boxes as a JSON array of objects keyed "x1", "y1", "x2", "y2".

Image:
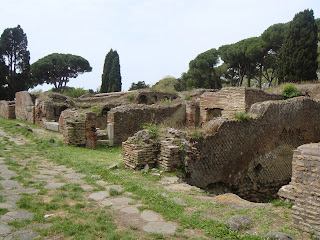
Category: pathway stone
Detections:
[
  {"x1": 33, "y1": 174, "x2": 54, "y2": 180},
  {"x1": 0, "y1": 224, "x2": 14, "y2": 236},
  {"x1": 4, "y1": 195, "x2": 21, "y2": 203},
  {"x1": 143, "y1": 221, "x2": 176, "y2": 234},
  {"x1": 0, "y1": 203, "x2": 17, "y2": 210},
  {"x1": 39, "y1": 170, "x2": 58, "y2": 176},
  {"x1": 1, "y1": 210, "x2": 34, "y2": 223},
  {"x1": 109, "y1": 197, "x2": 134, "y2": 206},
  {"x1": 106, "y1": 185, "x2": 123, "y2": 192},
  {"x1": 81, "y1": 185, "x2": 94, "y2": 191},
  {"x1": 141, "y1": 210, "x2": 159, "y2": 222},
  {"x1": 100, "y1": 199, "x2": 113, "y2": 207},
  {"x1": 44, "y1": 182, "x2": 66, "y2": 190},
  {"x1": 4, "y1": 230, "x2": 38, "y2": 240},
  {"x1": 96, "y1": 180, "x2": 108, "y2": 186},
  {"x1": 120, "y1": 206, "x2": 139, "y2": 214},
  {"x1": 63, "y1": 173, "x2": 86, "y2": 179},
  {"x1": 88, "y1": 191, "x2": 110, "y2": 201},
  {"x1": 0, "y1": 180, "x2": 21, "y2": 189}
]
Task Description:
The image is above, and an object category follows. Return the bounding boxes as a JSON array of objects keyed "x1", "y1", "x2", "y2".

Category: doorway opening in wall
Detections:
[
  {"x1": 98, "y1": 107, "x2": 110, "y2": 130},
  {"x1": 205, "y1": 108, "x2": 223, "y2": 121},
  {"x1": 138, "y1": 95, "x2": 148, "y2": 104},
  {"x1": 54, "y1": 106, "x2": 68, "y2": 122},
  {"x1": 150, "y1": 95, "x2": 158, "y2": 104}
]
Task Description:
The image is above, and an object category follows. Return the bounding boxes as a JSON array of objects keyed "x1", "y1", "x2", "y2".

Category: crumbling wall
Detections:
[
  {"x1": 199, "y1": 87, "x2": 284, "y2": 124},
  {"x1": 186, "y1": 101, "x2": 200, "y2": 128},
  {"x1": 109, "y1": 103, "x2": 186, "y2": 146},
  {"x1": 0, "y1": 101, "x2": 15, "y2": 119},
  {"x1": 60, "y1": 109, "x2": 97, "y2": 148},
  {"x1": 291, "y1": 143, "x2": 320, "y2": 238},
  {"x1": 35, "y1": 92, "x2": 74, "y2": 127},
  {"x1": 186, "y1": 97, "x2": 320, "y2": 201},
  {"x1": 15, "y1": 91, "x2": 36, "y2": 124},
  {"x1": 123, "y1": 128, "x2": 199, "y2": 172},
  {"x1": 135, "y1": 91, "x2": 178, "y2": 105}
]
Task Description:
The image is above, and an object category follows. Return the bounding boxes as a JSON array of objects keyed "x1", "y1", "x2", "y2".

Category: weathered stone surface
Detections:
[
  {"x1": 44, "y1": 182, "x2": 66, "y2": 190},
  {"x1": 4, "y1": 195, "x2": 21, "y2": 203},
  {"x1": 120, "y1": 206, "x2": 139, "y2": 214},
  {"x1": 88, "y1": 191, "x2": 110, "y2": 201},
  {"x1": 81, "y1": 185, "x2": 94, "y2": 191},
  {"x1": 226, "y1": 215, "x2": 253, "y2": 231},
  {"x1": 100, "y1": 200, "x2": 113, "y2": 207},
  {"x1": 0, "y1": 224, "x2": 14, "y2": 235},
  {"x1": 5, "y1": 230, "x2": 38, "y2": 240},
  {"x1": 0, "y1": 180, "x2": 21, "y2": 189},
  {"x1": 45, "y1": 122, "x2": 59, "y2": 132},
  {"x1": 96, "y1": 180, "x2": 108, "y2": 186},
  {"x1": 263, "y1": 232, "x2": 296, "y2": 240},
  {"x1": 143, "y1": 221, "x2": 176, "y2": 234},
  {"x1": 141, "y1": 210, "x2": 159, "y2": 222},
  {"x1": 39, "y1": 170, "x2": 59, "y2": 176},
  {"x1": 0, "y1": 203, "x2": 17, "y2": 210},
  {"x1": 106, "y1": 185, "x2": 123, "y2": 192},
  {"x1": 63, "y1": 173, "x2": 86, "y2": 179},
  {"x1": 109, "y1": 197, "x2": 133, "y2": 205},
  {"x1": 172, "y1": 197, "x2": 186, "y2": 205},
  {"x1": 1, "y1": 210, "x2": 34, "y2": 222}
]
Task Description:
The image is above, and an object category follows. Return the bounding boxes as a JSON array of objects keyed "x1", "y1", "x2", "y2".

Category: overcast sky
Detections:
[{"x1": 1, "y1": 0, "x2": 319, "y2": 92}]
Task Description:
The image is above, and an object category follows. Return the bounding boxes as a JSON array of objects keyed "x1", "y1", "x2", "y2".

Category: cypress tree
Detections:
[
  {"x1": 100, "y1": 49, "x2": 120, "y2": 93},
  {"x1": 108, "y1": 56, "x2": 121, "y2": 92},
  {"x1": 278, "y1": 9, "x2": 318, "y2": 83}
]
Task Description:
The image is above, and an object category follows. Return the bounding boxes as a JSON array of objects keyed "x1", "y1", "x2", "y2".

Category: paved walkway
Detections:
[{"x1": 0, "y1": 128, "x2": 178, "y2": 239}]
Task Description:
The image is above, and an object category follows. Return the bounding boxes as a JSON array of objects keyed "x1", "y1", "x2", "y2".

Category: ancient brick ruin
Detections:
[
  {"x1": 199, "y1": 87, "x2": 284, "y2": 124},
  {"x1": 0, "y1": 100, "x2": 15, "y2": 119},
  {"x1": 290, "y1": 143, "x2": 320, "y2": 238},
  {"x1": 1, "y1": 86, "x2": 320, "y2": 237}
]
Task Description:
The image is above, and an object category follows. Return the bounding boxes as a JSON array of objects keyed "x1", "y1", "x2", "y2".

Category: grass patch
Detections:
[{"x1": 234, "y1": 112, "x2": 251, "y2": 121}]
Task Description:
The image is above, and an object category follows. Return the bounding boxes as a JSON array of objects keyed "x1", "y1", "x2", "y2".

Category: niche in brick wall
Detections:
[{"x1": 205, "y1": 108, "x2": 223, "y2": 121}]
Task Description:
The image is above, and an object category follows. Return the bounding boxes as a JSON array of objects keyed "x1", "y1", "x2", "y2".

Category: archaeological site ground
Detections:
[{"x1": 0, "y1": 84, "x2": 320, "y2": 239}]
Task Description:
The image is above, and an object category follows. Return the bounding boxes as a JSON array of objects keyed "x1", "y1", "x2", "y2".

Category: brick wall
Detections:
[
  {"x1": 291, "y1": 143, "x2": 320, "y2": 238},
  {"x1": 186, "y1": 97, "x2": 320, "y2": 201},
  {"x1": 199, "y1": 87, "x2": 284, "y2": 124},
  {"x1": 60, "y1": 109, "x2": 97, "y2": 148},
  {"x1": 108, "y1": 103, "x2": 186, "y2": 145},
  {"x1": 15, "y1": 91, "x2": 36, "y2": 124},
  {"x1": 0, "y1": 101, "x2": 15, "y2": 119},
  {"x1": 186, "y1": 101, "x2": 200, "y2": 128}
]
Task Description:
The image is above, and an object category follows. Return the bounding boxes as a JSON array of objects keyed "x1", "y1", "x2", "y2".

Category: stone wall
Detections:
[
  {"x1": 186, "y1": 101, "x2": 200, "y2": 128},
  {"x1": 199, "y1": 87, "x2": 284, "y2": 124},
  {"x1": 0, "y1": 101, "x2": 15, "y2": 119},
  {"x1": 186, "y1": 97, "x2": 320, "y2": 201},
  {"x1": 108, "y1": 103, "x2": 186, "y2": 146},
  {"x1": 15, "y1": 91, "x2": 36, "y2": 124},
  {"x1": 135, "y1": 91, "x2": 178, "y2": 105},
  {"x1": 291, "y1": 143, "x2": 320, "y2": 238},
  {"x1": 35, "y1": 92, "x2": 74, "y2": 127}
]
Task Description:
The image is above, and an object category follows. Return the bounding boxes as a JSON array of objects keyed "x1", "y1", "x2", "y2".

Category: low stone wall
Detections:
[
  {"x1": 186, "y1": 97, "x2": 320, "y2": 201},
  {"x1": 109, "y1": 103, "x2": 186, "y2": 146},
  {"x1": 291, "y1": 143, "x2": 320, "y2": 238},
  {"x1": 15, "y1": 91, "x2": 36, "y2": 124},
  {"x1": 0, "y1": 101, "x2": 15, "y2": 119}
]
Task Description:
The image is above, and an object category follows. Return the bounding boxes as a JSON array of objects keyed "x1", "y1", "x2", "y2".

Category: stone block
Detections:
[{"x1": 45, "y1": 122, "x2": 59, "y2": 132}]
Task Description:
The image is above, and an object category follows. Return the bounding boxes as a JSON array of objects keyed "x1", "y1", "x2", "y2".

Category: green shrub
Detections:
[
  {"x1": 142, "y1": 123, "x2": 160, "y2": 139},
  {"x1": 185, "y1": 95, "x2": 191, "y2": 101},
  {"x1": 282, "y1": 85, "x2": 300, "y2": 99},
  {"x1": 234, "y1": 112, "x2": 251, "y2": 121},
  {"x1": 126, "y1": 93, "x2": 135, "y2": 102}
]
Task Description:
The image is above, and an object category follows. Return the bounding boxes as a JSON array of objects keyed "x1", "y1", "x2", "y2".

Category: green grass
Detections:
[{"x1": 0, "y1": 116, "x2": 310, "y2": 240}]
